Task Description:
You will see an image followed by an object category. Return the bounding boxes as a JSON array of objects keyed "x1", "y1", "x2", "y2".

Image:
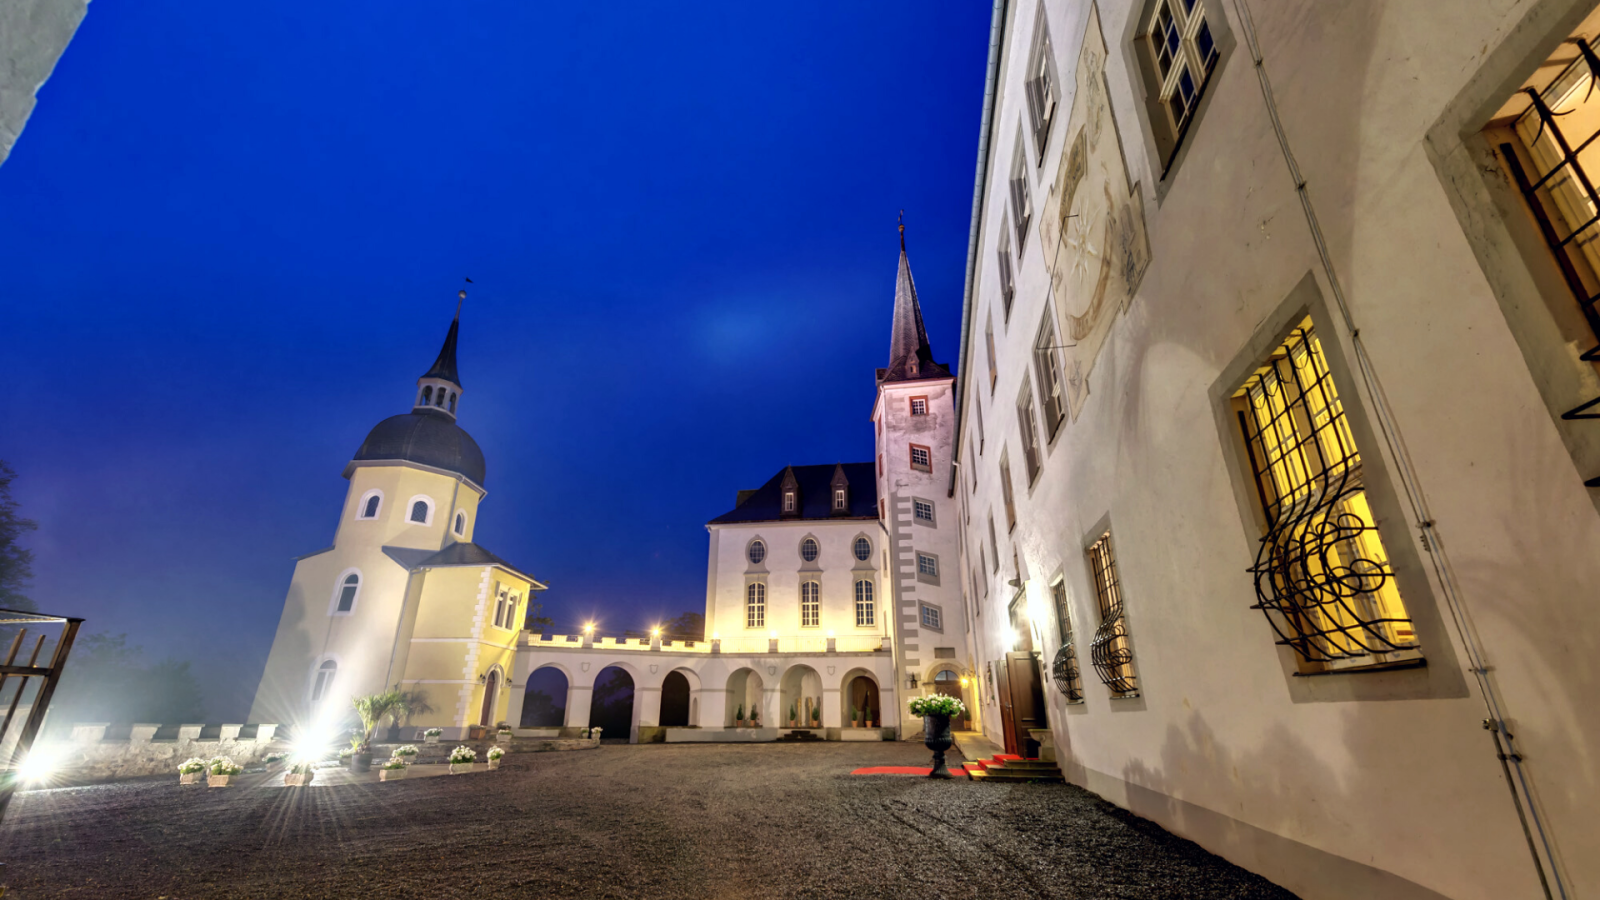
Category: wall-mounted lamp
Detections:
[
  {"x1": 959, "y1": 676, "x2": 970, "y2": 688},
  {"x1": 583, "y1": 622, "x2": 595, "y2": 634},
  {"x1": 712, "y1": 631, "x2": 720, "y2": 641},
  {"x1": 906, "y1": 672, "x2": 919, "y2": 690}
]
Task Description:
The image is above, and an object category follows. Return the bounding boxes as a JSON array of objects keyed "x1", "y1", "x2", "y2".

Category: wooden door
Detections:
[
  {"x1": 995, "y1": 662, "x2": 1018, "y2": 756},
  {"x1": 1005, "y1": 652, "x2": 1047, "y2": 758}
]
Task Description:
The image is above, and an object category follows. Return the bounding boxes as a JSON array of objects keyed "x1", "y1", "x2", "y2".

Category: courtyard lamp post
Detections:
[{"x1": 909, "y1": 694, "x2": 968, "y2": 780}]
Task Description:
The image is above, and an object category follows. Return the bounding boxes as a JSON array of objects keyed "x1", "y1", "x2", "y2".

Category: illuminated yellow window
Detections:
[{"x1": 1233, "y1": 320, "x2": 1420, "y2": 671}]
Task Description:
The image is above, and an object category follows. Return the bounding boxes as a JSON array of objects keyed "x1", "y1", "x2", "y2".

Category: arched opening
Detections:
[
  {"x1": 410, "y1": 500, "x2": 429, "y2": 523},
  {"x1": 521, "y1": 666, "x2": 568, "y2": 727},
  {"x1": 436, "y1": 390, "x2": 446, "y2": 407},
  {"x1": 725, "y1": 667, "x2": 766, "y2": 727},
  {"x1": 589, "y1": 666, "x2": 634, "y2": 739},
  {"x1": 660, "y1": 671, "x2": 691, "y2": 727},
  {"x1": 421, "y1": 385, "x2": 433, "y2": 406},
  {"x1": 479, "y1": 670, "x2": 501, "y2": 727},
  {"x1": 335, "y1": 574, "x2": 359, "y2": 613},
  {"x1": 454, "y1": 511, "x2": 466, "y2": 535},
  {"x1": 780, "y1": 665, "x2": 823, "y2": 729},
  {"x1": 362, "y1": 494, "x2": 381, "y2": 518},
  {"x1": 310, "y1": 659, "x2": 336, "y2": 703},
  {"x1": 448, "y1": 392, "x2": 456, "y2": 412},
  {"x1": 932, "y1": 669, "x2": 970, "y2": 731},
  {"x1": 844, "y1": 672, "x2": 881, "y2": 729}
]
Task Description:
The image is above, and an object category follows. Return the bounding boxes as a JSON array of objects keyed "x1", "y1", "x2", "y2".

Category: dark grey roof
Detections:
[
  {"x1": 880, "y1": 238, "x2": 952, "y2": 384},
  {"x1": 381, "y1": 546, "x2": 435, "y2": 570},
  {"x1": 416, "y1": 541, "x2": 542, "y2": 586},
  {"x1": 709, "y1": 463, "x2": 877, "y2": 524},
  {"x1": 421, "y1": 313, "x2": 462, "y2": 386},
  {"x1": 351, "y1": 411, "x2": 486, "y2": 486}
]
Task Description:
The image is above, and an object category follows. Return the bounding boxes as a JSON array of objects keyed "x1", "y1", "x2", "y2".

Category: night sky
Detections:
[{"x1": 1, "y1": 1, "x2": 991, "y2": 719}]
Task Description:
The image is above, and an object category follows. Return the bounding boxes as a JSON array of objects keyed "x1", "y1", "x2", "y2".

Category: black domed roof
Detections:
[{"x1": 352, "y1": 410, "x2": 486, "y2": 486}]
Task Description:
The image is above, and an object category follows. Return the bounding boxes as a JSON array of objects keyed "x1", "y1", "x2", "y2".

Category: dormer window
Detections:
[
  {"x1": 784, "y1": 492, "x2": 796, "y2": 513},
  {"x1": 833, "y1": 489, "x2": 847, "y2": 511}
]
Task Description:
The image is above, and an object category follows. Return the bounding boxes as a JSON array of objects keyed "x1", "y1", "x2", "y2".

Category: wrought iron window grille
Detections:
[
  {"x1": 1499, "y1": 37, "x2": 1600, "y2": 488},
  {"x1": 1086, "y1": 532, "x2": 1139, "y2": 696},
  {"x1": 1049, "y1": 581, "x2": 1084, "y2": 702},
  {"x1": 1235, "y1": 323, "x2": 1421, "y2": 667}
]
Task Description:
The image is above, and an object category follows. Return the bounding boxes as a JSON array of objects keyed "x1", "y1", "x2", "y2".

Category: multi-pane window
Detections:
[
  {"x1": 1233, "y1": 320, "x2": 1419, "y2": 670},
  {"x1": 801, "y1": 538, "x2": 819, "y2": 562},
  {"x1": 1144, "y1": 0, "x2": 1219, "y2": 164},
  {"x1": 335, "y1": 573, "x2": 359, "y2": 613},
  {"x1": 854, "y1": 580, "x2": 876, "y2": 627},
  {"x1": 1010, "y1": 140, "x2": 1033, "y2": 252},
  {"x1": 1049, "y1": 580, "x2": 1083, "y2": 702},
  {"x1": 748, "y1": 540, "x2": 766, "y2": 565},
  {"x1": 746, "y1": 582, "x2": 766, "y2": 628},
  {"x1": 998, "y1": 224, "x2": 1016, "y2": 316},
  {"x1": 801, "y1": 581, "x2": 820, "y2": 628},
  {"x1": 359, "y1": 493, "x2": 381, "y2": 518},
  {"x1": 999, "y1": 453, "x2": 1017, "y2": 531},
  {"x1": 1025, "y1": 13, "x2": 1059, "y2": 158},
  {"x1": 493, "y1": 586, "x2": 508, "y2": 628},
  {"x1": 311, "y1": 660, "x2": 336, "y2": 702},
  {"x1": 1018, "y1": 378, "x2": 1043, "y2": 484},
  {"x1": 833, "y1": 489, "x2": 847, "y2": 511},
  {"x1": 1086, "y1": 531, "x2": 1139, "y2": 696},
  {"x1": 1034, "y1": 314, "x2": 1067, "y2": 438},
  {"x1": 853, "y1": 536, "x2": 872, "y2": 561},
  {"x1": 910, "y1": 397, "x2": 928, "y2": 416},
  {"x1": 921, "y1": 604, "x2": 943, "y2": 630},
  {"x1": 783, "y1": 491, "x2": 796, "y2": 512},
  {"x1": 913, "y1": 499, "x2": 934, "y2": 523},
  {"x1": 910, "y1": 444, "x2": 932, "y2": 471},
  {"x1": 917, "y1": 553, "x2": 939, "y2": 578},
  {"x1": 410, "y1": 500, "x2": 429, "y2": 523},
  {"x1": 985, "y1": 316, "x2": 999, "y2": 392}
]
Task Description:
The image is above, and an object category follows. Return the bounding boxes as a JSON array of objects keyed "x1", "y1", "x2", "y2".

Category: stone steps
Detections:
[{"x1": 964, "y1": 755, "x2": 1064, "y2": 783}]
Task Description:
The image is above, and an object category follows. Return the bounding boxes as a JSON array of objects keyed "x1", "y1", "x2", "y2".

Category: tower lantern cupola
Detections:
[{"x1": 414, "y1": 290, "x2": 465, "y2": 420}]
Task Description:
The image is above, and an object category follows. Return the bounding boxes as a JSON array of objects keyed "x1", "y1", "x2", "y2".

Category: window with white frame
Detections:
[
  {"x1": 854, "y1": 580, "x2": 875, "y2": 627},
  {"x1": 746, "y1": 582, "x2": 766, "y2": 628},
  {"x1": 999, "y1": 452, "x2": 1017, "y2": 530},
  {"x1": 333, "y1": 572, "x2": 360, "y2": 614},
  {"x1": 910, "y1": 396, "x2": 928, "y2": 416},
  {"x1": 407, "y1": 496, "x2": 434, "y2": 525},
  {"x1": 985, "y1": 314, "x2": 999, "y2": 392},
  {"x1": 783, "y1": 491, "x2": 796, "y2": 513},
  {"x1": 913, "y1": 498, "x2": 935, "y2": 524},
  {"x1": 748, "y1": 539, "x2": 766, "y2": 565},
  {"x1": 910, "y1": 444, "x2": 931, "y2": 472},
  {"x1": 801, "y1": 581, "x2": 820, "y2": 628},
  {"x1": 1034, "y1": 313, "x2": 1067, "y2": 439},
  {"x1": 801, "y1": 537, "x2": 819, "y2": 563},
  {"x1": 997, "y1": 222, "x2": 1016, "y2": 317},
  {"x1": 921, "y1": 603, "x2": 943, "y2": 631},
  {"x1": 357, "y1": 490, "x2": 383, "y2": 519},
  {"x1": 1024, "y1": 8, "x2": 1060, "y2": 159},
  {"x1": 1010, "y1": 134, "x2": 1033, "y2": 253},
  {"x1": 1141, "y1": 0, "x2": 1220, "y2": 169},
  {"x1": 311, "y1": 659, "x2": 337, "y2": 703},
  {"x1": 988, "y1": 512, "x2": 1000, "y2": 571},
  {"x1": 1018, "y1": 377, "x2": 1043, "y2": 484},
  {"x1": 454, "y1": 510, "x2": 467, "y2": 537},
  {"x1": 833, "y1": 489, "x2": 847, "y2": 511}
]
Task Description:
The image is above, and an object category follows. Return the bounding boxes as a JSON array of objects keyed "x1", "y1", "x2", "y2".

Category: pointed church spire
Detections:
[
  {"x1": 881, "y1": 217, "x2": 950, "y2": 384},
  {"x1": 412, "y1": 288, "x2": 467, "y2": 420}
]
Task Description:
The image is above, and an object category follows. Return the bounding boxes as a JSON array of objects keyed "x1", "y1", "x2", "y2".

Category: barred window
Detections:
[
  {"x1": 746, "y1": 582, "x2": 766, "y2": 628},
  {"x1": 801, "y1": 581, "x2": 820, "y2": 628},
  {"x1": 913, "y1": 499, "x2": 934, "y2": 523},
  {"x1": 1049, "y1": 579, "x2": 1083, "y2": 703},
  {"x1": 1018, "y1": 378, "x2": 1043, "y2": 484},
  {"x1": 854, "y1": 580, "x2": 875, "y2": 627},
  {"x1": 1233, "y1": 320, "x2": 1419, "y2": 670},
  {"x1": 1087, "y1": 531, "x2": 1138, "y2": 696},
  {"x1": 1034, "y1": 314, "x2": 1067, "y2": 438}
]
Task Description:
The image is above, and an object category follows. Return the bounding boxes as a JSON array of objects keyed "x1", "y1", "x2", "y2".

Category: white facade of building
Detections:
[
  {"x1": 0, "y1": 0, "x2": 88, "y2": 166},
  {"x1": 953, "y1": 1, "x2": 1600, "y2": 899}
]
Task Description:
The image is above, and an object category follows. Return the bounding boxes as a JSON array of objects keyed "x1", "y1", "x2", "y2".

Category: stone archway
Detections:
[
  {"x1": 780, "y1": 664, "x2": 823, "y2": 729},
  {"x1": 589, "y1": 666, "x2": 635, "y2": 739},
  {"x1": 725, "y1": 667, "x2": 766, "y2": 726},
  {"x1": 843, "y1": 670, "x2": 881, "y2": 729},
  {"x1": 521, "y1": 666, "x2": 568, "y2": 727},
  {"x1": 660, "y1": 671, "x2": 691, "y2": 727}
]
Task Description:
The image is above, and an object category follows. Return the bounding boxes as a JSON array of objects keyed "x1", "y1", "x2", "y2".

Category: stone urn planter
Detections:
[
  {"x1": 348, "y1": 750, "x2": 373, "y2": 774},
  {"x1": 922, "y1": 714, "x2": 954, "y2": 779},
  {"x1": 207, "y1": 774, "x2": 233, "y2": 788},
  {"x1": 449, "y1": 763, "x2": 473, "y2": 775},
  {"x1": 283, "y1": 770, "x2": 315, "y2": 787}
]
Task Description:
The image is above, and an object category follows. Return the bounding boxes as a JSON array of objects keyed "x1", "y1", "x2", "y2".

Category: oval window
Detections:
[
  {"x1": 748, "y1": 540, "x2": 766, "y2": 565},
  {"x1": 801, "y1": 538, "x2": 819, "y2": 562},
  {"x1": 853, "y1": 537, "x2": 871, "y2": 561}
]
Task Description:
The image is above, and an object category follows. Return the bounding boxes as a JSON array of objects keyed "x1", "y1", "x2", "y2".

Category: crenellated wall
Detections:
[{"x1": 47, "y1": 724, "x2": 282, "y2": 781}]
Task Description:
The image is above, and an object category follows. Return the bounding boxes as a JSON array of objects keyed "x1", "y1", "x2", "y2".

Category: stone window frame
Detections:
[
  {"x1": 1008, "y1": 127, "x2": 1034, "y2": 262},
  {"x1": 997, "y1": 219, "x2": 1016, "y2": 316},
  {"x1": 799, "y1": 535, "x2": 821, "y2": 566},
  {"x1": 853, "y1": 577, "x2": 877, "y2": 627},
  {"x1": 405, "y1": 494, "x2": 436, "y2": 526},
  {"x1": 852, "y1": 534, "x2": 873, "y2": 562},
  {"x1": 916, "y1": 551, "x2": 941, "y2": 586},
  {"x1": 745, "y1": 537, "x2": 768, "y2": 568},
  {"x1": 909, "y1": 443, "x2": 933, "y2": 472},
  {"x1": 328, "y1": 567, "x2": 363, "y2": 617},
  {"x1": 1017, "y1": 375, "x2": 1044, "y2": 486},
  {"x1": 986, "y1": 312, "x2": 999, "y2": 394},
  {"x1": 1024, "y1": 1, "x2": 1062, "y2": 163},
  {"x1": 745, "y1": 579, "x2": 767, "y2": 630},
  {"x1": 912, "y1": 497, "x2": 937, "y2": 526},
  {"x1": 800, "y1": 580, "x2": 821, "y2": 628},
  {"x1": 355, "y1": 488, "x2": 384, "y2": 520},
  {"x1": 1122, "y1": 0, "x2": 1235, "y2": 197},
  {"x1": 920, "y1": 602, "x2": 945, "y2": 633}
]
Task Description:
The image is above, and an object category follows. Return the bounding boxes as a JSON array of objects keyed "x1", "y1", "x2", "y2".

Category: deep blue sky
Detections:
[{"x1": 1, "y1": 1, "x2": 990, "y2": 719}]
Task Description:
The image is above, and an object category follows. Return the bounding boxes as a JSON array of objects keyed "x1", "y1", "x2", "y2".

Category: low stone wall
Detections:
[{"x1": 51, "y1": 724, "x2": 282, "y2": 781}]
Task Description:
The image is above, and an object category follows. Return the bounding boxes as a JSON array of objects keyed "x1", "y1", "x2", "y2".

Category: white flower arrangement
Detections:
[
  {"x1": 208, "y1": 756, "x2": 243, "y2": 776},
  {"x1": 178, "y1": 757, "x2": 209, "y2": 775},
  {"x1": 487, "y1": 746, "x2": 505, "y2": 761},
  {"x1": 448, "y1": 745, "x2": 477, "y2": 764},
  {"x1": 381, "y1": 757, "x2": 407, "y2": 770},
  {"x1": 496, "y1": 724, "x2": 512, "y2": 733},
  {"x1": 423, "y1": 727, "x2": 444, "y2": 737},
  {"x1": 908, "y1": 694, "x2": 967, "y2": 718},
  {"x1": 393, "y1": 745, "x2": 419, "y2": 758}
]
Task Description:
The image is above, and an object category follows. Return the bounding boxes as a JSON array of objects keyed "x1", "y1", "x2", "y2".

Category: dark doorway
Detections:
[
  {"x1": 479, "y1": 669, "x2": 500, "y2": 727},
  {"x1": 660, "y1": 671, "x2": 691, "y2": 727},
  {"x1": 845, "y1": 675, "x2": 880, "y2": 727},
  {"x1": 932, "y1": 670, "x2": 970, "y2": 731},
  {"x1": 521, "y1": 667, "x2": 568, "y2": 727},
  {"x1": 589, "y1": 666, "x2": 635, "y2": 739}
]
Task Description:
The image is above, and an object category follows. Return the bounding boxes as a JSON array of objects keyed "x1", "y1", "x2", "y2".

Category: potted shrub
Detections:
[
  {"x1": 734, "y1": 703, "x2": 745, "y2": 728},
  {"x1": 788, "y1": 702, "x2": 798, "y2": 727},
  {"x1": 750, "y1": 706, "x2": 761, "y2": 727},
  {"x1": 909, "y1": 693, "x2": 968, "y2": 779},
  {"x1": 423, "y1": 727, "x2": 443, "y2": 744},
  {"x1": 283, "y1": 761, "x2": 315, "y2": 787},
  {"x1": 207, "y1": 756, "x2": 242, "y2": 787},
  {"x1": 810, "y1": 701, "x2": 821, "y2": 727},
  {"x1": 178, "y1": 757, "x2": 207, "y2": 785},
  {"x1": 848, "y1": 704, "x2": 858, "y2": 728},
  {"x1": 496, "y1": 724, "x2": 513, "y2": 744},
  {"x1": 380, "y1": 758, "x2": 407, "y2": 782},
  {"x1": 393, "y1": 745, "x2": 419, "y2": 766},
  {"x1": 448, "y1": 745, "x2": 477, "y2": 774},
  {"x1": 487, "y1": 746, "x2": 505, "y2": 770},
  {"x1": 867, "y1": 702, "x2": 876, "y2": 728}
]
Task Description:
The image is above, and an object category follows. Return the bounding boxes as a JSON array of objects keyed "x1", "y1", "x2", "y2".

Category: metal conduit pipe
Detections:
[
  {"x1": 1230, "y1": 2, "x2": 1569, "y2": 896},
  {"x1": 949, "y1": 0, "x2": 1010, "y2": 500}
]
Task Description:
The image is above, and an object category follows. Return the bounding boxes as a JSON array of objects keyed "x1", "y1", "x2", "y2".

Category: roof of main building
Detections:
[{"x1": 708, "y1": 462, "x2": 877, "y2": 525}]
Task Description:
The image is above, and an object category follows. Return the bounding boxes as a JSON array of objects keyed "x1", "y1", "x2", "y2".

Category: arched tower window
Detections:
[
  {"x1": 454, "y1": 511, "x2": 466, "y2": 536},
  {"x1": 311, "y1": 659, "x2": 337, "y2": 702},
  {"x1": 421, "y1": 385, "x2": 433, "y2": 406},
  {"x1": 362, "y1": 495, "x2": 381, "y2": 518},
  {"x1": 411, "y1": 500, "x2": 430, "y2": 523},
  {"x1": 448, "y1": 392, "x2": 457, "y2": 413},
  {"x1": 436, "y1": 390, "x2": 445, "y2": 407},
  {"x1": 336, "y1": 574, "x2": 359, "y2": 613}
]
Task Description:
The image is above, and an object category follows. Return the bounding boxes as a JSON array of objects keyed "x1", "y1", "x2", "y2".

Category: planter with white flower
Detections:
[
  {"x1": 207, "y1": 756, "x2": 243, "y2": 787},
  {"x1": 380, "y1": 758, "x2": 407, "y2": 781},
  {"x1": 178, "y1": 757, "x2": 208, "y2": 785},
  {"x1": 423, "y1": 728, "x2": 443, "y2": 744},
  {"x1": 908, "y1": 694, "x2": 968, "y2": 779},
  {"x1": 495, "y1": 725, "x2": 513, "y2": 744},
  {"x1": 448, "y1": 745, "x2": 476, "y2": 774},
  {"x1": 283, "y1": 761, "x2": 315, "y2": 787},
  {"x1": 393, "y1": 745, "x2": 419, "y2": 765},
  {"x1": 590, "y1": 727, "x2": 603, "y2": 741},
  {"x1": 487, "y1": 746, "x2": 505, "y2": 770}
]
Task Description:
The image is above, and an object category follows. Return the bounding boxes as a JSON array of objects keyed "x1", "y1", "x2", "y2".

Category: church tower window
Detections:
[
  {"x1": 421, "y1": 385, "x2": 433, "y2": 406},
  {"x1": 311, "y1": 659, "x2": 337, "y2": 702},
  {"x1": 357, "y1": 490, "x2": 383, "y2": 520},
  {"x1": 454, "y1": 511, "x2": 466, "y2": 536},
  {"x1": 364, "y1": 496, "x2": 380, "y2": 518},
  {"x1": 746, "y1": 582, "x2": 766, "y2": 628},
  {"x1": 448, "y1": 392, "x2": 456, "y2": 413},
  {"x1": 411, "y1": 500, "x2": 430, "y2": 523},
  {"x1": 334, "y1": 573, "x2": 360, "y2": 614}
]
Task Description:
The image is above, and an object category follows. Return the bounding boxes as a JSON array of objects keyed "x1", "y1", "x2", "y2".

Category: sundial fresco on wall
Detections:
[{"x1": 1038, "y1": 3, "x2": 1151, "y2": 422}]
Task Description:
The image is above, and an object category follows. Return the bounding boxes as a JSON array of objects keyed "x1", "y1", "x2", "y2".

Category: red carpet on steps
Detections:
[{"x1": 850, "y1": 766, "x2": 933, "y2": 776}]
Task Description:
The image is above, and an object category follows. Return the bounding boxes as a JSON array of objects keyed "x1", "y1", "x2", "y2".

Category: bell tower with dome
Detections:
[{"x1": 250, "y1": 293, "x2": 545, "y2": 739}]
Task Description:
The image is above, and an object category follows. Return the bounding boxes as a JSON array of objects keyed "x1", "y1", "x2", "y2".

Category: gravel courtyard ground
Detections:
[{"x1": 0, "y1": 742, "x2": 1298, "y2": 899}]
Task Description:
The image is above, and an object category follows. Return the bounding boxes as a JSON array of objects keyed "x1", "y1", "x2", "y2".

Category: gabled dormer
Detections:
[
  {"x1": 830, "y1": 463, "x2": 851, "y2": 517},
  {"x1": 779, "y1": 467, "x2": 802, "y2": 518}
]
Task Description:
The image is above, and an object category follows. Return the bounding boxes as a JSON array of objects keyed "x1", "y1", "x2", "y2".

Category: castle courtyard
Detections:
[{"x1": 0, "y1": 744, "x2": 1294, "y2": 899}]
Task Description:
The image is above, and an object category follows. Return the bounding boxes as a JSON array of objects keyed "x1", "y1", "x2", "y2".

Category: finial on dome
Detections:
[{"x1": 898, "y1": 210, "x2": 905, "y2": 252}]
